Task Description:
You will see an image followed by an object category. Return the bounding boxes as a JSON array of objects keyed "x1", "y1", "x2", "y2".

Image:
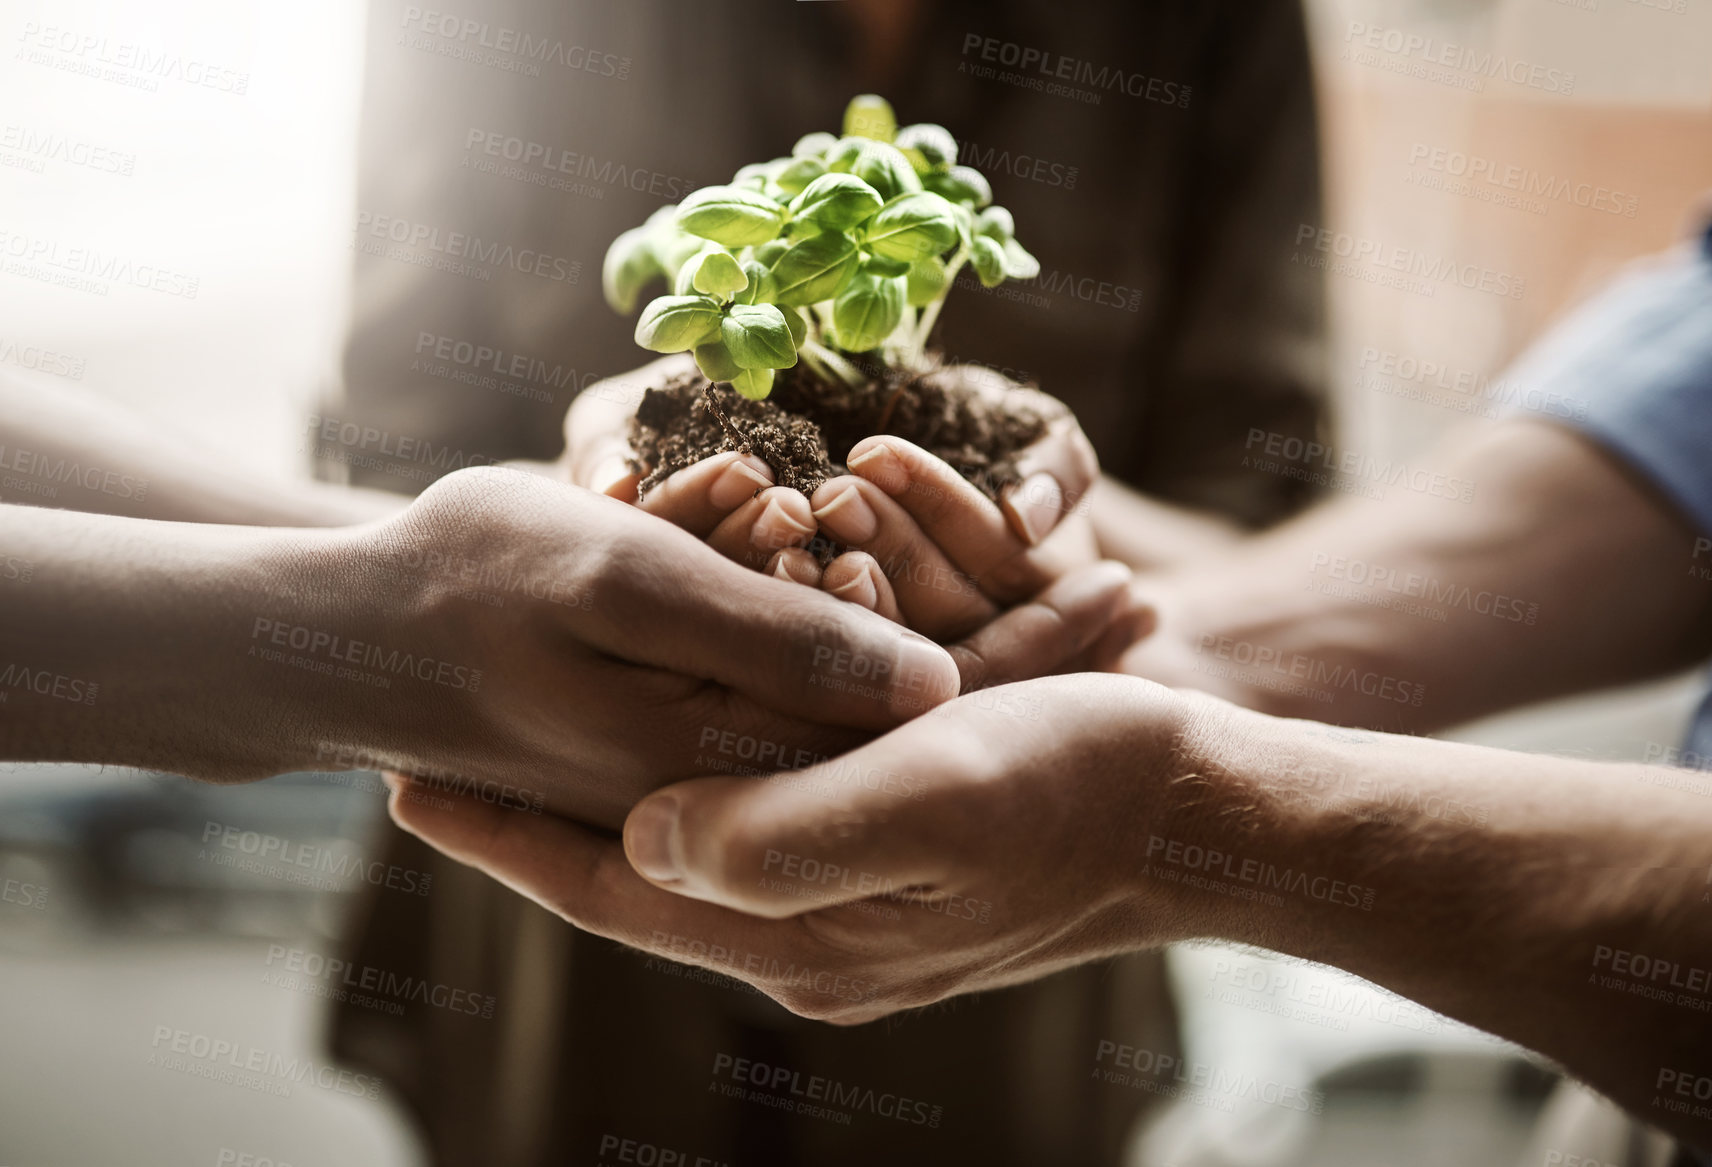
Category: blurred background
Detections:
[{"x1": 1, "y1": 0, "x2": 1709, "y2": 1164}]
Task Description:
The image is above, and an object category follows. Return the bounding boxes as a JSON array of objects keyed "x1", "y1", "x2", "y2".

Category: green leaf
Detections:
[
  {"x1": 694, "y1": 340, "x2": 741, "y2": 383},
  {"x1": 824, "y1": 136, "x2": 867, "y2": 173},
  {"x1": 951, "y1": 202, "x2": 976, "y2": 251},
  {"x1": 732, "y1": 259, "x2": 777, "y2": 305},
  {"x1": 924, "y1": 165, "x2": 992, "y2": 208},
  {"x1": 976, "y1": 206, "x2": 1015, "y2": 243},
  {"x1": 905, "y1": 257, "x2": 947, "y2": 308},
  {"x1": 832, "y1": 271, "x2": 905, "y2": 352},
  {"x1": 970, "y1": 235, "x2": 1006, "y2": 287},
  {"x1": 864, "y1": 191, "x2": 959, "y2": 263},
  {"x1": 601, "y1": 225, "x2": 660, "y2": 314},
  {"x1": 793, "y1": 131, "x2": 839, "y2": 159},
  {"x1": 675, "y1": 185, "x2": 786, "y2": 247},
  {"x1": 634, "y1": 295, "x2": 723, "y2": 353},
  {"x1": 721, "y1": 303, "x2": 798, "y2": 369},
  {"x1": 776, "y1": 156, "x2": 828, "y2": 197},
  {"x1": 852, "y1": 141, "x2": 922, "y2": 202},
  {"x1": 752, "y1": 238, "x2": 791, "y2": 266},
  {"x1": 1001, "y1": 237, "x2": 1040, "y2": 280},
  {"x1": 781, "y1": 306, "x2": 807, "y2": 349},
  {"x1": 771, "y1": 231, "x2": 861, "y2": 307},
  {"x1": 895, "y1": 123, "x2": 957, "y2": 172},
  {"x1": 861, "y1": 252, "x2": 911, "y2": 277},
  {"x1": 843, "y1": 94, "x2": 897, "y2": 142},
  {"x1": 732, "y1": 366, "x2": 775, "y2": 401},
  {"x1": 788, "y1": 173, "x2": 884, "y2": 232},
  {"x1": 690, "y1": 248, "x2": 748, "y2": 297}
]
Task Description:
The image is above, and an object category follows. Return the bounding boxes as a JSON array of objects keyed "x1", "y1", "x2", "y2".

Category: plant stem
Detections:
[
  {"x1": 800, "y1": 338, "x2": 865, "y2": 388},
  {"x1": 912, "y1": 247, "x2": 967, "y2": 355}
]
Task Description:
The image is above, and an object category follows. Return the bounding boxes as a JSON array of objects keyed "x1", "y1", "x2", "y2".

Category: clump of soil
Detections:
[{"x1": 630, "y1": 355, "x2": 1049, "y2": 501}]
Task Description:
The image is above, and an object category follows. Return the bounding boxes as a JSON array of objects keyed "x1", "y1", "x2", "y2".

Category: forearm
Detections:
[
  {"x1": 0, "y1": 503, "x2": 388, "y2": 780},
  {"x1": 1157, "y1": 697, "x2": 1712, "y2": 1144},
  {"x1": 1089, "y1": 475, "x2": 1244, "y2": 571},
  {"x1": 1122, "y1": 420, "x2": 1712, "y2": 731},
  {"x1": 0, "y1": 375, "x2": 405, "y2": 525}
]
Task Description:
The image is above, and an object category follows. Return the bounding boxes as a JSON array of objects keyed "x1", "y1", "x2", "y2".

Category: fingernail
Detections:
[
  {"x1": 1003, "y1": 472, "x2": 1064, "y2": 546},
  {"x1": 847, "y1": 442, "x2": 908, "y2": 494},
  {"x1": 709, "y1": 456, "x2": 773, "y2": 510},
  {"x1": 828, "y1": 565, "x2": 880, "y2": 610},
  {"x1": 890, "y1": 632, "x2": 959, "y2": 718},
  {"x1": 757, "y1": 494, "x2": 816, "y2": 546},
  {"x1": 812, "y1": 485, "x2": 878, "y2": 543},
  {"x1": 1050, "y1": 560, "x2": 1132, "y2": 614},
  {"x1": 625, "y1": 795, "x2": 683, "y2": 884},
  {"x1": 770, "y1": 552, "x2": 799, "y2": 581}
]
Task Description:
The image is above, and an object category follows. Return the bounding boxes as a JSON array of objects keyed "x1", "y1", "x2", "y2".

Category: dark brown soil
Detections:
[{"x1": 629, "y1": 355, "x2": 1049, "y2": 501}]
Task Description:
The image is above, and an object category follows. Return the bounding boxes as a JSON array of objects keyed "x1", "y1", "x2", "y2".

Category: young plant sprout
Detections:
[{"x1": 602, "y1": 94, "x2": 1040, "y2": 401}]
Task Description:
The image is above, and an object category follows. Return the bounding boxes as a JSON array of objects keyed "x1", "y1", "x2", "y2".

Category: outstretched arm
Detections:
[{"x1": 387, "y1": 673, "x2": 1712, "y2": 1146}]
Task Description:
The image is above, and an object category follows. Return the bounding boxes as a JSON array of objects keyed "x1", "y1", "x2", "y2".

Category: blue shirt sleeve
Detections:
[{"x1": 1503, "y1": 227, "x2": 1712, "y2": 540}]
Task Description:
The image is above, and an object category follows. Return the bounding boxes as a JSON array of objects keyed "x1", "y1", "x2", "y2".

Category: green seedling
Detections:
[{"x1": 602, "y1": 94, "x2": 1039, "y2": 400}]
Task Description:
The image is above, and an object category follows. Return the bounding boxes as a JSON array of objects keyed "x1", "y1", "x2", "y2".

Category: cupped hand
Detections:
[
  {"x1": 327, "y1": 464, "x2": 960, "y2": 830},
  {"x1": 560, "y1": 357, "x2": 1102, "y2": 641},
  {"x1": 385, "y1": 664, "x2": 1190, "y2": 1024}
]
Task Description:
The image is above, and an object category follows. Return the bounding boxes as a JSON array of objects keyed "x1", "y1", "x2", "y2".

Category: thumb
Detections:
[{"x1": 622, "y1": 757, "x2": 947, "y2": 919}]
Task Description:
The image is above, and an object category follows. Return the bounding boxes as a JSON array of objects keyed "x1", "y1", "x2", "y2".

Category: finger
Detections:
[
  {"x1": 384, "y1": 774, "x2": 811, "y2": 978},
  {"x1": 821, "y1": 551, "x2": 903, "y2": 624},
  {"x1": 623, "y1": 756, "x2": 956, "y2": 918},
  {"x1": 1004, "y1": 422, "x2": 1100, "y2": 544},
  {"x1": 637, "y1": 451, "x2": 775, "y2": 537},
  {"x1": 767, "y1": 547, "x2": 823, "y2": 588},
  {"x1": 843, "y1": 436, "x2": 1051, "y2": 605},
  {"x1": 563, "y1": 355, "x2": 681, "y2": 483},
  {"x1": 581, "y1": 510, "x2": 960, "y2": 727},
  {"x1": 810, "y1": 475, "x2": 996, "y2": 640},
  {"x1": 947, "y1": 560, "x2": 1132, "y2": 692},
  {"x1": 705, "y1": 485, "x2": 816, "y2": 570}
]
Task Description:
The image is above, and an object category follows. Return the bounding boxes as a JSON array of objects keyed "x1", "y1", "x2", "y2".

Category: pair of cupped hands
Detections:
[{"x1": 383, "y1": 356, "x2": 1191, "y2": 1021}]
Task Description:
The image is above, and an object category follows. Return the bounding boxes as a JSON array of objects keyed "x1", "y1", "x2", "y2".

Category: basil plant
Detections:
[{"x1": 601, "y1": 94, "x2": 1039, "y2": 400}]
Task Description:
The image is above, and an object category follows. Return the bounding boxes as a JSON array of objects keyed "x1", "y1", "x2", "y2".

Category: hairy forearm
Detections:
[
  {"x1": 1123, "y1": 421, "x2": 1712, "y2": 731},
  {"x1": 1158, "y1": 699, "x2": 1712, "y2": 1144},
  {"x1": 0, "y1": 503, "x2": 384, "y2": 780},
  {"x1": 0, "y1": 375, "x2": 405, "y2": 526}
]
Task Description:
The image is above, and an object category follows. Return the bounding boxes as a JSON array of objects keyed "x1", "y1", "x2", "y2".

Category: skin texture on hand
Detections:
[
  {"x1": 560, "y1": 357, "x2": 1104, "y2": 641},
  {"x1": 0, "y1": 466, "x2": 967, "y2": 830},
  {"x1": 390, "y1": 672, "x2": 1712, "y2": 1146}
]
